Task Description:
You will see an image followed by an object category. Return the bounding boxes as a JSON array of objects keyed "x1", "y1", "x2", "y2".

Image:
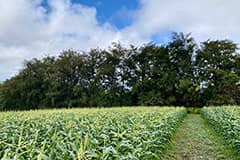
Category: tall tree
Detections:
[
  {"x1": 1, "y1": 33, "x2": 240, "y2": 110},
  {"x1": 166, "y1": 33, "x2": 200, "y2": 107},
  {"x1": 196, "y1": 40, "x2": 239, "y2": 105},
  {"x1": 49, "y1": 50, "x2": 87, "y2": 107}
]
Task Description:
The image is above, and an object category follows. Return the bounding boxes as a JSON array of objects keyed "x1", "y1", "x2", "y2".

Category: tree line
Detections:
[{"x1": 0, "y1": 33, "x2": 240, "y2": 110}]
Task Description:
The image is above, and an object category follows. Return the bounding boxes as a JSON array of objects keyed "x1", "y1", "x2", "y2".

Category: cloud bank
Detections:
[{"x1": 0, "y1": 0, "x2": 240, "y2": 81}]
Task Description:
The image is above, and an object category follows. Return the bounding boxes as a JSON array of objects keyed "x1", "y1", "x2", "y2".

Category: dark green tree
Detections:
[
  {"x1": 1, "y1": 33, "x2": 240, "y2": 111},
  {"x1": 166, "y1": 33, "x2": 200, "y2": 107},
  {"x1": 196, "y1": 40, "x2": 239, "y2": 105}
]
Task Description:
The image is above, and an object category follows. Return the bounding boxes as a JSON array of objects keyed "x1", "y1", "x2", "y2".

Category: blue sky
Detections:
[
  {"x1": 0, "y1": 0, "x2": 239, "y2": 81},
  {"x1": 72, "y1": 0, "x2": 172, "y2": 44},
  {"x1": 41, "y1": 0, "x2": 139, "y2": 29},
  {"x1": 70, "y1": 0, "x2": 171, "y2": 44},
  {"x1": 73, "y1": 0, "x2": 139, "y2": 29}
]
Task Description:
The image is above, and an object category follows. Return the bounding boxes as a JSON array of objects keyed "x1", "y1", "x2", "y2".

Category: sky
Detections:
[{"x1": 0, "y1": 0, "x2": 240, "y2": 82}]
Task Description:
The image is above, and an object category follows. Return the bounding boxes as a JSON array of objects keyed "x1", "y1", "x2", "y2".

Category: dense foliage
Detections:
[
  {"x1": 0, "y1": 32, "x2": 240, "y2": 110},
  {"x1": 202, "y1": 106, "x2": 240, "y2": 154},
  {"x1": 0, "y1": 107, "x2": 186, "y2": 159}
]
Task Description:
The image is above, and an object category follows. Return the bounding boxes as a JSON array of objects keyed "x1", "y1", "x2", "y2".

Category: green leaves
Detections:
[
  {"x1": 202, "y1": 106, "x2": 240, "y2": 154},
  {"x1": 1, "y1": 33, "x2": 240, "y2": 110},
  {"x1": 196, "y1": 40, "x2": 239, "y2": 105},
  {"x1": 0, "y1": 107, "x2": 186, "y2": 159}
]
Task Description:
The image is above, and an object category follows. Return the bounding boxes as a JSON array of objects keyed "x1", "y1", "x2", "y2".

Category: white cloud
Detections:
[
  {"x1": 0, "y1": 0, "x2": 145, "y2": 81},
  {"x1": 0, "y1": 0, "x2": 240, "y2": 81},
  {"x1": 128, "y1": 0, "x2": 240, "y2": 42}
]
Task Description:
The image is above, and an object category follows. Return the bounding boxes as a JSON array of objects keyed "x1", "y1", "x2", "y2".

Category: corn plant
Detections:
[
  {"x1": 202, "y1": 106, "x2": 240, "y2": 153},
  {"x1": 0, "y1": 107, "x2": 186, "y2": 159}
]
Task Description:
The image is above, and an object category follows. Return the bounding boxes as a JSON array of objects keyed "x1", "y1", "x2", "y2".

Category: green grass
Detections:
[
  {"x1": 186, "y1": 107, "x2": 201, "y2": 114},
  {"x1": 163, "y1": 114, "x2": 238, "y2": 160}
]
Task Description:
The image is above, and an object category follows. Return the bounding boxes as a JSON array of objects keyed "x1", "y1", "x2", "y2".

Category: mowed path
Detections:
[{"x1": 163, "y1": 114, "x2": 237, "y2": 160}]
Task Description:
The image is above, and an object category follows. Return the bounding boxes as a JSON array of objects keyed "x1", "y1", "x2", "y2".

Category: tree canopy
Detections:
[{"x1": 0, "y1": 33, "x2": 239, "y2": 110}]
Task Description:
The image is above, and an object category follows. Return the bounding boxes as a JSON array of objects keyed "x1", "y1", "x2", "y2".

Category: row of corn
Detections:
[
  {"x1": 202, "y1": 106, "x2": 240, "y2": 154},
  {"x1": 0, "y1": 107, "x2": 186, "y2": 159}
]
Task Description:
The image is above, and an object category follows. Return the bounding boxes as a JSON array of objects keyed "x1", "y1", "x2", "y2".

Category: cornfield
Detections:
[
  {"x1": 202, "y1": 106, "x2": 240, "y2": 153},
  {"x1": 0, "y1": 107, "x2": 186, "y2": 159}
]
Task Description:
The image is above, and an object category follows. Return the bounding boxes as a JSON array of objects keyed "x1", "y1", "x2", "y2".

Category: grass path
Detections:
[{"x1": 163, "y1": 114, "x2": 238, "y2": 160}]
